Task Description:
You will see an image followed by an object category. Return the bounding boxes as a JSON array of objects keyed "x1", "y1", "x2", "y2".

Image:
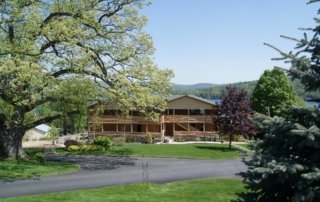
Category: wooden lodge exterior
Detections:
[{"x1": 88, "y1": 95, "x2": 219, "y2": 141}]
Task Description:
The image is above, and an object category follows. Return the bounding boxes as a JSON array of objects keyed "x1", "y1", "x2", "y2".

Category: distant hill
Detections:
[
  {"x1": 173, "y1": 83, "x2": 220, "y2": 90},
  {"x1": 171, "y1": 80, "x2": 320, "y2": 100}
]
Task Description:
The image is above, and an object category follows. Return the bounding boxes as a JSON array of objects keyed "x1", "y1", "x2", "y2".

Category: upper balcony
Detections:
[
  {"x1": 89, "y1": 116, "x2": 159, "y2": 124},
  {"x1": 163, "y1": 115, "x2": 213, "y2": 123}
]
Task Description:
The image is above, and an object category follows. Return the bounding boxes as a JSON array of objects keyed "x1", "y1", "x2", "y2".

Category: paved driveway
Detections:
[{"x1": 0, "y1": 156, "x2": 247, "y2": 198}]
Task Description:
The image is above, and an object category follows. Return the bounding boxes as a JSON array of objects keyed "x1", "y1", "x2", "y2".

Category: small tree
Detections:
[
  {"x1": 214, "y1": 86, "x2": 256, "y2": 149},
  {"x1": 48, "y1": 126, "x2": 59, "y2": 144},
  {"x1": 251, "y1": 67, "x2": 304, "y2": 117}
]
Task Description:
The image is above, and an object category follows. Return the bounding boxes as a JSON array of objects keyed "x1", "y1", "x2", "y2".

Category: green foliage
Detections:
[
  {"x1": 251, "y1": 67, "x2": 304, "y2": 117},
  {"x1": 171, "y1": 81, "x2": 257, "y2": 99},
  {"x1": 67, "y1": 146, "x2": 81, "y2": 152},
  {"x1": 145, "y1": 134, "x2": 153, "y2": 144},
  {"x1": 171, "y1": 79, "x2": 320, "y2": 100},
  {"x1": 93, "y1": 136, "x2": 112, "y2": 150},
  {"x1": 111, "y1": 137, "x2": 126, "y2": 146},
  {"x1": 80, "y1": 145, "x2": 105, "y2": 152},
  {"x1": 48, "y1": 126, "x2": 59, "y2": 140},
  {"x1": 67, "y1": 145, "x2": 105, "y2": 152},
  {"x1": 238, "y1": 111, "x2": 320, "y2": 202},
  {"x1": 239, "y1": 2, "x2": 320, "y2": 200},
  {"x1": 0, "y1": 0, "x2": 173, "y2": 158}
]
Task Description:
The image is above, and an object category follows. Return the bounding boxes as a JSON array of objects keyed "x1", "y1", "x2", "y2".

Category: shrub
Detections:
[
  {"x1": 39, "y1": 136, "x2": 51, "y2": 141},
  {"x1": 34, "y1": 153, "x2": 45, "y2": 164},
  {"x1": 112, "y1": 137, "x2": 125, "y2": 146},
  {"x1": 67, "y1": 145, "x2": 105, "y2": 152},
  {"x1": 125, "y1": 135, "x2": 135, "y2": 143},
  {"x1": 79, "y1": 145, "x2": 105, "y2": 152},
  {"x1": 64, "y1": 140, "x2": 83, "y2": 148},
  {"x1": 67, "y1": 145, "x2": 81, "y2": 152},
  {"x1": 145, "y1": 134, "x2": 153, "y2": 144},
  {"x1": 93, "y1": 136, "x2": 112, "y2": 150}
]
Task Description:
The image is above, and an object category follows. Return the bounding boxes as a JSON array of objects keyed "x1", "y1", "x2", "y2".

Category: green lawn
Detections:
[
  {"x1": 64, "y1": 143, "x2": 241, "y2": 159},
  {"x1": 2, "y1": 178, "x2": 245, "y2": 202},
  {"x1": 0, "y1": 159, "x2": 80, "y2": 181},
  {"x1": 235, "y1": 143, "x2": 254, "y2": 150}
]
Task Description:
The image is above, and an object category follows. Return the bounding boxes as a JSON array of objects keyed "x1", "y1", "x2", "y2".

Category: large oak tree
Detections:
[{"x1": 0, "y1": 0, "x2": 173, "y2": 158}]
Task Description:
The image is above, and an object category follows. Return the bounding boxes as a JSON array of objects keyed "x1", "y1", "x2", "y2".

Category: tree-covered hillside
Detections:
[{"x1": 171, "y1": 79, "x2": 320, "y2": 100}]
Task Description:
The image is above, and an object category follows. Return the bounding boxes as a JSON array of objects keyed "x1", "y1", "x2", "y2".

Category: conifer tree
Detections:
[{"x1": 238, "y1": 1, "x2": 320, "y2": 201}]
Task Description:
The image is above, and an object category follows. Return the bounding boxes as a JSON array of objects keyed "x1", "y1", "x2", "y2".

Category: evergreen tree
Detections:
[
  {"x1": 238, "y1": 110, "x2": 320, "y2": 202},
  {"x1": 251, "y1": 67, "x2": 304, "y2": 117},
  {"x1": 238, "y1": 1, "x2": 320, "y2": 201}
]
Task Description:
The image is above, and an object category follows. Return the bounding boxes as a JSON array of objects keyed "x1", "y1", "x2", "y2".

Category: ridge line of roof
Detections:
[{"x1": 167, "y1": 95, "x2": 217, "y2": 105}]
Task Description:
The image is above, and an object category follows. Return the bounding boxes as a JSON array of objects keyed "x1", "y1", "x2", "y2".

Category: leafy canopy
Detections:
[
  {"x1": 215, "y1": 86, "x2": 256, "y2": 148},
  {"x1": 0, "y1": 0, "x2": 173, "y2": 158},
  {"x1": 251, "y1": 67, "x2": 304, "y2": 117},
  {"x1": 0, "y1": 0, "x2": 173, "y2": 130}
]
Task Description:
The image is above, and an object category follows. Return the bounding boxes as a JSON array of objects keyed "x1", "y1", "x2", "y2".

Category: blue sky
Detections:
[{"x1": 142, "y1": 0, "x2": 318, "y2": 84}]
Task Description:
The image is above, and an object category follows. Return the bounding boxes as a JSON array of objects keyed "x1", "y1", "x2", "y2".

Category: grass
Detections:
[
  {"x1": 2, "y1": 178, "x2": 245, "y2": 202},
  {"x1": 0, "y1": 159, "x2": 79, "y2": 181},
  {"x1": 235, "y1": 143, "x2": 254, "y2": 150},
  {"x1": 62, "y1": 143, "x2": 241, "y2": 159},
  {"x1": 0, "y1": 149, "x2": 80, "y2": 181}
]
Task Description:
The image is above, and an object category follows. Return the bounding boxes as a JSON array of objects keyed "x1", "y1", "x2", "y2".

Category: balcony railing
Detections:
[
  {"x1": 163, "y1": 115, "x2": 213, "y2": 123},
  {"x1": 89, "y1": 115, "x2": 216, "y2": 124},
  {"x1": 89, "y1": 116, "x2": 159, "y2": 124}
]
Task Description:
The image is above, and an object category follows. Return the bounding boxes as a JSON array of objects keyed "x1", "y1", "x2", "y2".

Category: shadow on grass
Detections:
[
  {"x1": 47, "y1": 154, "x2": 136, "y2": 170},
  {"x1": 194, "y1": 145, "x2": 238, "y2": 152}
]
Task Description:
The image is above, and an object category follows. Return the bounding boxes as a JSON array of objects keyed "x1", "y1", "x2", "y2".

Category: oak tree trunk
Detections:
[{"x1": 0, "y1": 127, "x2": 26, "y2": 159}]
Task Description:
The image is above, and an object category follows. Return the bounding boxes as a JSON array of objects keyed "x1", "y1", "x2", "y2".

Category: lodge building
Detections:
[{"x1": 88, "y1": 95, "x2": 219, "y2": 141}]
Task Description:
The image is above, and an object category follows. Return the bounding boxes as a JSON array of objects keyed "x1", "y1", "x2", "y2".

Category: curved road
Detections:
[{"x1": 0, "y1": 156, "x2": 247, "y2": 198}]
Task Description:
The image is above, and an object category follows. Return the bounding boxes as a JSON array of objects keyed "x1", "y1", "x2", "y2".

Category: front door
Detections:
[{"x1": 165, "y1": 123, "x2": 173, "y2": 136}]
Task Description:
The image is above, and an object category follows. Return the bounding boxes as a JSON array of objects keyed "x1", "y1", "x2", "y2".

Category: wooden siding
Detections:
[{"x1": 167, "y1": 96, "x2": 216, "y2": 109}]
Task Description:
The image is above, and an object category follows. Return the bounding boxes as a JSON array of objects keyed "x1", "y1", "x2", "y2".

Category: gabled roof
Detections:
[
  {"x1": 35, "y1": 124, "x2": 51, "y2": 133},
  {"x1": 167, "y1": 95, "x2": 217, "y2": 106}
]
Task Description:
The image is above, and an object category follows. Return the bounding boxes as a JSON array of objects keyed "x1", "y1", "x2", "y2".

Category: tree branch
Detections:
[
  {"x1": 25, "y1": 110, "x2": 79, "y2": 131},
  {"x1": 41, "y1": 12, "x2": 73, "y2": 28}
]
